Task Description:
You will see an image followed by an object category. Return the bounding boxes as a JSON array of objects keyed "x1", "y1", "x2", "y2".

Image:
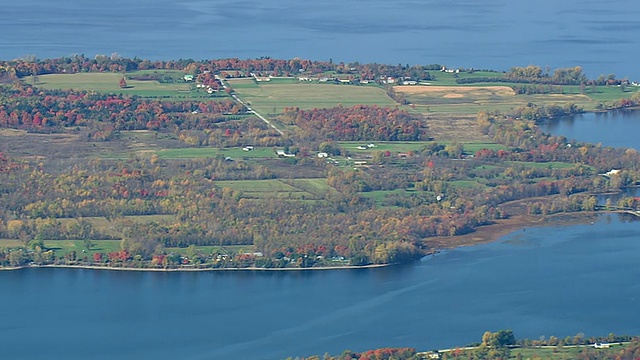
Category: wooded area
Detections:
[{"x1": 1, "y1": 56, "x2": 640, "y2": 270}]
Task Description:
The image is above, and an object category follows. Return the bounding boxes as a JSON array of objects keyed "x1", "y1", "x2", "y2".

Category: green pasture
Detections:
[
  {"x1": 1, "y1": 239, "x2": 251, "y2": 258},
  {"x1": 157, "y1": 147, "x2": 277, "y2": 159},
  {"x1": 232, "y1": 82, "x2": 397, "y2": 114},
  {"x1": 213, "y1": 179, "x2": 332, "y2": 199},
  {"x1": 44, "y1": 240, "x2": 122, "y2": 256},
  {"x1": 126, "y1": 69, "x2": 185, "y2": 82},
  {"x1": 449, "y1": 180, "x2": 487, "y2": 189},
  {"x1": 226, "y1": 78, "x2": 260, "y2": 89},
  {"x1": 30, "y1": 73, "x2": 214, "y2": 99}
]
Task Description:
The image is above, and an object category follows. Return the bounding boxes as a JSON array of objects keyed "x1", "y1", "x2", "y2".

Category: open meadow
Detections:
[
  {"x1": 30, "y1": 72, "x2": 222, "y2": 99},
  {"x1": 229, "y1": 80, "x2": 397, "y2": 114}
]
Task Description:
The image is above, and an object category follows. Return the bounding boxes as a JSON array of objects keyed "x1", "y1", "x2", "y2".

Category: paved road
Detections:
[{"x1": 214, "y1": 75, "x2": 284, "y2": 135}]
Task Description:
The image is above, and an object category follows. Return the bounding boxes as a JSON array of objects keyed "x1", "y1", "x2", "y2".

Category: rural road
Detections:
[{"x1": 214, "y1": 75, "x2": 284, "y2": 135}]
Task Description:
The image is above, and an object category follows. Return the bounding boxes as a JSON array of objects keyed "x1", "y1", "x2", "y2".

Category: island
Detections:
[{"x1": 1, "y1": 56, "x2": 639, "y2": 270}]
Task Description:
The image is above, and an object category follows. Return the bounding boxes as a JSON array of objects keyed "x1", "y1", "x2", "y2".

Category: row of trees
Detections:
[{"x1": 2, "y1": 55, "x2": 440, "y2": 84}]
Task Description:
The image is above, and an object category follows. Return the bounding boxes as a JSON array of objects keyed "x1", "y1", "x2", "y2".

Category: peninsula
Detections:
[{"x1": 1, "y1": 56, "x2": 639, "y2": 270}]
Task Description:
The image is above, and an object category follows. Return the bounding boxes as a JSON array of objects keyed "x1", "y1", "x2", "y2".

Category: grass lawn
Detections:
[
  {"x1": 449, "y1": 180, "x2": 487, "y2": 189},
  {"x1": 156, "y1": 147, "x2": 278, "y2": 159},
  {"x1": 213, "y1": 179, "x2": 330, "y2": 199},
  {"x1": 30, "y1": 73, "x2": 216, "y2": 99},
  {"x1": 232, "y1": 82, "x2": 397, "y2": 115}
]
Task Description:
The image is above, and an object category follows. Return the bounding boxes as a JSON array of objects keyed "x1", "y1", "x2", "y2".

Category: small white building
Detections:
[{"x1": 317, "y1": 152, "x2": 329, "y2": 158}]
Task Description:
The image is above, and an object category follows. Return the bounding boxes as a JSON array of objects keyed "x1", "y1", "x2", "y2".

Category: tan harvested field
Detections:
[
  {"x1": 425, "y1": 113, "x2": 489, "y2": 142},
  {"x1": 394, "y1": 84, "x2": 597, "y2": 114}
]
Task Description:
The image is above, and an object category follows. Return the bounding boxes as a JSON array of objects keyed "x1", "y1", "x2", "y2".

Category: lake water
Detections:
[
  {"x1": 3, "y1": 2, "x2": 640, "y2": 359},
  {"x1": 2, "y1": 0, "x2": 640, "y2": 80},
  {"x1": 2, "y1": 214, "x2": 640, "y2": 360},
  {"x1": 540, "y1": 110, "x2": 640, "y2": 150}
]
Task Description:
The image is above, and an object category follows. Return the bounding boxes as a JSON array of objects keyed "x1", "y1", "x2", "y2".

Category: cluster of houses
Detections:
[{"x1": 183, "y1": 74, "x2": 221, "y2": 94}]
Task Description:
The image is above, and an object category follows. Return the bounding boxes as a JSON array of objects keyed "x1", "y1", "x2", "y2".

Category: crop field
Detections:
[
  {"x1": 30, "y1": 73, "x2": 216, "y2": 99},
  {"x1": 231, "y1": 82, "x2": 397, "y2": 114}
]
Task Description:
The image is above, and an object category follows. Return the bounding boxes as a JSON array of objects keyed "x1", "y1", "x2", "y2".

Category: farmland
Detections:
[
  {"x1": 229, "y1": 80, "x2": 397, "y2": 114},
  {"x1": 1, "y1": 56, "x2": 640, "y2": 270},
  {"x1": 30, "y1": 72, "x2": 223, "y2": 99}
]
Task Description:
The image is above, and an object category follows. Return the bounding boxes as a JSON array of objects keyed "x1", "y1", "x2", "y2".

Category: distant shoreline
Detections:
[
  {"x1": 0, "y1": 263, "x2": 391, "y2": 272},
  {"x1": 0, "y1": 210, "x2": 631, "y2": 273}
]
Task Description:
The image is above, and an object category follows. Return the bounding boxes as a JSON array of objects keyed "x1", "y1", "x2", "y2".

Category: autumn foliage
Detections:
[{"x1": 280, "y1": 105, "x2": 428, "y2": 142}]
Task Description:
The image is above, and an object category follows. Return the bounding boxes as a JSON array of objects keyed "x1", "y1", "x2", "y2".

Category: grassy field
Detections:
[
  {"x1": 30, "y1": 72, "x2": 219, "y2": 99},
  {"x1": 231, "y1": 82, "x2": 397, "y2": 115},
  {"x1": 396, "y1": 72, "x2": 639, "y2": 114},
  {"x1": 395, "y1": 85, "x2": 601, "y2": 114},
  {"x1": 214, "y1": 178, "x2": 334, "y2": 200},
  {"x1": 359, "y1": 189, "x2": 434, "y2": 206},
  {"x1": 157, "y1": 147, "x2": 278, "y2": 159}
]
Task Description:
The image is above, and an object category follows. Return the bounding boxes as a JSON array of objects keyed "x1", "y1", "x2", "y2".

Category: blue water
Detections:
[
  {"x1": 2, "y1": 215, "x2": 639, "y2": 360},
  {"x1": 3, "y1": 2, "x2": 640, "y2": 359},
  {"x1": 2, "y1": 0, "x2": 640, "y2": 80},
  {"x1": 541, "y1": 110, "x2": 640, "y2": 150}
]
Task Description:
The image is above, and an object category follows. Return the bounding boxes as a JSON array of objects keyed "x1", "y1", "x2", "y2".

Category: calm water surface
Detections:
[
  {"x1": 2, "y1": 215, "x2": 640, "y2": 360},
  {"x1": 541, "y1": 110, "x2": 640, "y2": 150},
  {"x1": 2, "y1": 0, "x2": 640, "y2": 80},
  {"x1": 3, "y1": 2, "x2": 640, "y2": 359}
]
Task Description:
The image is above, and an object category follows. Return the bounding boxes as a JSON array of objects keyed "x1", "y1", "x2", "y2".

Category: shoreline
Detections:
[
  {"x1": 0, "y1": 262, "x2": 391, "y2": 273},
  {"x1": 0, "y1": 210, "x2": 630, "y2": 273},
  {"x1": 423, "y1": 211, "x2": 602, "y2": 250}
]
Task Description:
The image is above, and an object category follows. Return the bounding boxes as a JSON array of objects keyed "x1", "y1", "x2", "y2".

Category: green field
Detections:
[
  {"x1": 157, "y1": 147, "x2": 278, "y2": 159},
  {"x1": 231, "y1": 82, "x2": 398, "y2": 114},
  {"x1": 30, "y1": 72, "x2": 219, "y2": 99},
  {"x1": 214, "y1": 179, "x2": 334, "y2": 200},
  {"x1": 359, "y1": 189, "x2": 434, "y2": 206}
]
